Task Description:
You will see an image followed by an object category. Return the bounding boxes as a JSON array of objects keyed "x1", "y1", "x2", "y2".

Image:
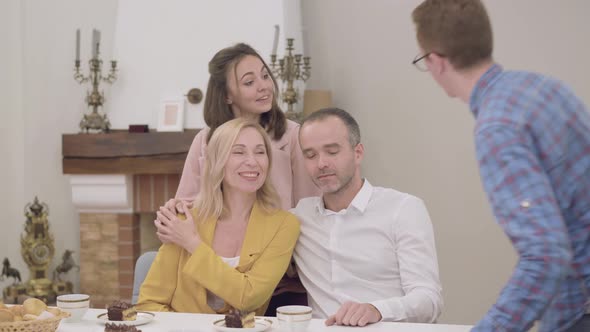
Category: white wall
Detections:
[
  {"x1": 0, "y1": 0, "x2": 25, "y2": 286},
  {"x1": 302, "y1": 0, "x2": 590, "y2": 326},
  {"x1": 108, "y1": 0, "x2": 294, "y2": 129}
]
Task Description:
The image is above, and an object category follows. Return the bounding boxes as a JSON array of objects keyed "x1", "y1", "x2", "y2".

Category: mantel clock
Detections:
[{"x1": 20, "y1": 197, "x2": 56, "y2": 303}]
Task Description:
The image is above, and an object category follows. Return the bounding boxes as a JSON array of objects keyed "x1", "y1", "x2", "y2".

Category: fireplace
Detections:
[{"x1": 62, "y1": 129, "x2": 198, "y2": 308}]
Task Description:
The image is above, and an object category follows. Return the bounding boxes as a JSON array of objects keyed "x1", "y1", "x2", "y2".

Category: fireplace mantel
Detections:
[{"x1": 62, "y1": 129, "x2": 199, "y2": 174}]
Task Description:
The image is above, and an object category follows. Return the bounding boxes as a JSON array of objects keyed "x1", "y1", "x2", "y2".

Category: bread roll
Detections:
[
  {"x1": 8, "y1": 305, "x2": 24, "y2": 317},
  {"x1": 23, "y1": 298, "x2": 46, "y2": 316},
  {"x1": 0, "y1": 309, "x2": 14, "y2": 322},
  {"x1": 23, "y1": 314, "x2": 38, "y2": 321}
]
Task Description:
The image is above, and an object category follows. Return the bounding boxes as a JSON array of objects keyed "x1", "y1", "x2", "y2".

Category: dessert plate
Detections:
[
  {"x1": 97, "y1": 311, "x2": 155, "y2": 326},
  {"x1": 212, "y1": 317, "x2": 273, "y2": 332}
]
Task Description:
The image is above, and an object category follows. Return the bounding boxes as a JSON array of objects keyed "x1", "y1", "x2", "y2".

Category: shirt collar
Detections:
[
  {"x1": 316, "y1": 179, "x2": 373, "y2": 215},
  {"x1": 469, "y1": 63, "x2": 503, "y2": 118}
]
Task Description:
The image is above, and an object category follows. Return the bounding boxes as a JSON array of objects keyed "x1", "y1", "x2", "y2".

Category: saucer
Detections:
[{"x1": 212, "y1": 317, "x2": 273, "y2": 331}]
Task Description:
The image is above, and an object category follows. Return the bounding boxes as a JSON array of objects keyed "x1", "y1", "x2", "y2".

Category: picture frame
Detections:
[{"x1": 157, "y1": 99, "x2": 185, "y2": 132}]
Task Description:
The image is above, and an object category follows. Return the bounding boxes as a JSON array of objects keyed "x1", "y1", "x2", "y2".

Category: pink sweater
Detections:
[{"x1": 176, "y1": 120, "x2": 320, "y2": 209}]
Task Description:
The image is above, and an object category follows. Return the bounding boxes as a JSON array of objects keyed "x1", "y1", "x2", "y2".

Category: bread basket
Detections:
[{"x1": 0, "y1": 311, "x2": 70, "y2": 332}]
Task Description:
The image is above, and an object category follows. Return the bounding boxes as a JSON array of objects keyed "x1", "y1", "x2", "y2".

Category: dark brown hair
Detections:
[
  {"x1": 203, "y1": 43, "x2": 286, "y2": 142},
  {"x1": 412, "y1": 0, "x2": 493, "y2": 70}
]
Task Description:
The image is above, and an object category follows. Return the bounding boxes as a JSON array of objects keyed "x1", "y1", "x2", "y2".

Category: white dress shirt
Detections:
[{"x1": 292, "y1": 179, "x2": 442, "y2": 323}]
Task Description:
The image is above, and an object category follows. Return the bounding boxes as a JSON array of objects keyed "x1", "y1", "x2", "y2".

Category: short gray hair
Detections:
[{"x1": 301, "y1": 108, "x2": 361, "y2": 147}]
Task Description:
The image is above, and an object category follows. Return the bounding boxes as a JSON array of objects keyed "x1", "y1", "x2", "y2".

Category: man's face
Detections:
[{"x1": 299, "y1": 116, "x2": 363, "y2": 195}]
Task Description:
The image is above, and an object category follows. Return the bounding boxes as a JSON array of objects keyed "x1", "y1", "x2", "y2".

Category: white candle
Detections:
[
  {"x1": 75, "y1": 29, "x2": 80, "y2": 61},
  {"x1": 272, "y1": 24, "x2": 280, "y2": 55},
  {"x1": 96, "y1": 30, "x2": 101, "y2": 56},
  {"x1": 91, "y1": 29, "x2": 97, "y2": 58}
]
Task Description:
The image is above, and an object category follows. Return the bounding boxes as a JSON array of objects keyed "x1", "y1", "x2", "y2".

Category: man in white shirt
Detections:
[{"x1": 293, "y1": 108, "x2": 442, "y2": 326}]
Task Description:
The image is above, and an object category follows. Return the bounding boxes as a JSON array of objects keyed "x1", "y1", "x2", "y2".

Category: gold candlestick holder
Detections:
[
  {"x1": 74, "y1": 43, "x2": 117, "y2": 133},
  {"x1": 270, "y1": 38, "x2": 311, "y2": 122}
]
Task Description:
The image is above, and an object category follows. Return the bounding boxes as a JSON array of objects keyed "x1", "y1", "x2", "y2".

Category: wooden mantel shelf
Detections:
[{"x1": 62, "y1": 129, "x2": 199, "y2": 174}]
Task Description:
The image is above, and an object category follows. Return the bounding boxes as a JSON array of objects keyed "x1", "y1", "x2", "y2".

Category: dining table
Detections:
[{"x1": 56, "y1": 308, "x2": 473, "y2": 332}]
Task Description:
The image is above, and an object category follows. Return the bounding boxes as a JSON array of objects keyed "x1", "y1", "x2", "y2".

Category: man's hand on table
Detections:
[{"x1": 325, "y1": 301, "x2": 382, "y2": 327}]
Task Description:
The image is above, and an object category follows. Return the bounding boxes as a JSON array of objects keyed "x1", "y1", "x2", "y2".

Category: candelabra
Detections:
[
  {"x1": 74, "y1": 43, "x2": 117, "y2": 133},
  {"x1": 270, "y1": 38, "x2": 311, "y2": 122}
]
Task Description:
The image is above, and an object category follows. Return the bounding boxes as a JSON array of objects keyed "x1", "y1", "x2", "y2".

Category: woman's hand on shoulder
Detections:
[
  {"x1": 155, "y1": 201, "x2": 201, "y2": 253},
  {"x1": 154, "y1": 199, "x2": 191, "y2": 243},
  {"x1": 163, "y1": 198, "x2": 193, "y2": 214}
]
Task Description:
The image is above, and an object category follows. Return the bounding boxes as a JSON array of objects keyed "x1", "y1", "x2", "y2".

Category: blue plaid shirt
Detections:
[{"x1": 470, "y1": 64, "x2": 590, "y2": 332}]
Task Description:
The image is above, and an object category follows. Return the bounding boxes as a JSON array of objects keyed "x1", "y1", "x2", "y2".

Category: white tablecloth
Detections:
[{"x1": 57, "y1": 308, "x2": 473, "y2": 332}]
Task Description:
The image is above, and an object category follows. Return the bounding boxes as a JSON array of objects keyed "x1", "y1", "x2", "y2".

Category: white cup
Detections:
[
  {"x1": 56, "y1": 294, "x2": 90, "y2": 322},
  {"x1": 276, "y1": 305, "x2": 312, "y2": 332}
]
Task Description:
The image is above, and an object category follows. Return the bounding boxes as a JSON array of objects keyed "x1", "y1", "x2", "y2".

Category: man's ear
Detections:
[
  {"x1": 428, "y1": 53, "x2": 447, "y2": 75},
  {"x1": 354, "y1": 143, "x2": 364, "y2": 162}
]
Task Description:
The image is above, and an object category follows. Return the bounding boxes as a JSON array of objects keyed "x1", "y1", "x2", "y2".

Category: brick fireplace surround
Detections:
[{"x1": 62, "y1": 130, "x2": 198, "y2": 308}]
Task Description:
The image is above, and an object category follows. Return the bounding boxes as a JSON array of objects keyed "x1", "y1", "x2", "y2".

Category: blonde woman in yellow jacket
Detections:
[{"x1": 136, "y1": 118, "x2": 300, "y2": 315}]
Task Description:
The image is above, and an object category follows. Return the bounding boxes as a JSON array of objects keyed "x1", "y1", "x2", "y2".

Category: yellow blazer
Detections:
[{"x1": 135, "y1": 202, "x2": 300, "y2": 315}]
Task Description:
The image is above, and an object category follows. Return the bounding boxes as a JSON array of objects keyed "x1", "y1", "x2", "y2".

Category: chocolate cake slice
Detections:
[
  {"x1": 224, "y1": 308, "x2": 255, "y2": 328},
  {"x1": 107, "y1": 300, "x2": 137, "y2": 321},
  {"x1": 104, "y1": 323, "x2": 142, "y2": 332}
]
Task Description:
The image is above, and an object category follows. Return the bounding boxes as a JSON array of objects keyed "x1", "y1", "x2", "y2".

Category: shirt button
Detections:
[{"x1": 520, "y1": 200, "x2": 531, "y2": 208}]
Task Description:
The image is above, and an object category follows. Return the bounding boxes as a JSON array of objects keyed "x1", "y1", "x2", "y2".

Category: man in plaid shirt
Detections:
[{"x1": 411, "y1": 1, "x2": 590, "y2": 331}]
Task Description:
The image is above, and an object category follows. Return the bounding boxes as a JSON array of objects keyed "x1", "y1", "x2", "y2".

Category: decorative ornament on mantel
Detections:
[{"x1": 74, "y1": 28, "x2": 118, "y2": 133}]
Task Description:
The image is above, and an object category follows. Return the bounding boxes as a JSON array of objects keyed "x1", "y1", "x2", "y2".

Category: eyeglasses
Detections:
[{"x1": 412, "y1": 52, "x2": 431, "y2": 72}]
